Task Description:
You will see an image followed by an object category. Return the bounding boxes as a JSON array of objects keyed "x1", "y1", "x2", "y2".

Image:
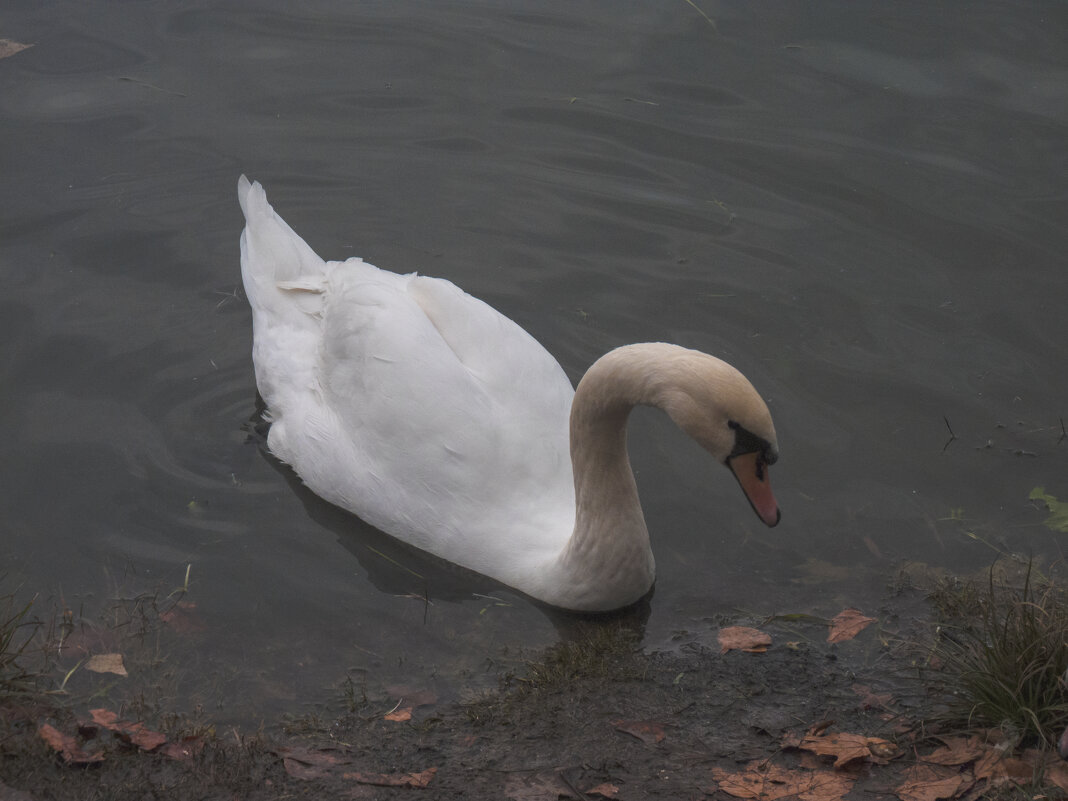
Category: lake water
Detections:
[{"x1": 2, "y1": 1, "x2": 1065, "y2": 724}]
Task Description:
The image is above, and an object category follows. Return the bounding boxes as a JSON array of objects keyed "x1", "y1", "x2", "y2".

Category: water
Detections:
[{"x1": 2, "y1": 1, "x2": 1065, "y2": 723}]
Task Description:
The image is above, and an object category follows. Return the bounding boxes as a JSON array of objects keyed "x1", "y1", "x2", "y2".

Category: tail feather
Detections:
[{"x1": 238, "y1": 175, "x2": 327, "y2": 321}]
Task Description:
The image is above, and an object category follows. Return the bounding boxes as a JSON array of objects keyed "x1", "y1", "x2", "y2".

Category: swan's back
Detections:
[{"x1": 238, "y1": 178, "x2": 577, "y2": 580}]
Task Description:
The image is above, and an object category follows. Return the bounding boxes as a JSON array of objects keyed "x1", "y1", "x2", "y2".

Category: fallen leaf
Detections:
[
  {"x1": 827, "y1": 609, "x2": 875, "y2": 643},
  {"x1": 790, "y1": 730, "x2": 899, "y2": 768},
  {"x1": 342, "y1": 767, "x2": 437, "y2": 788},
  {"x1": 275, "y1": 746, "x2": 345, "y2": 781},
  {"x1": 920, "y1": 736, "x2": 985, "y2": 767},
  {"x1": 710, "y1": 760, "x2": 855, "y2": 801},
  {"x1": 0, "y1": 40, "x2": 32, "y2": 60},
  {"x1": 159, "y1": 601, "x2": 206, "y2": 634},
  {"x1": 1029, "y1": 486, "x2": 1068, "y2": 532},
  {"x1": 612, "y1": 719, "x2": 666, "y2": 744},
  {"x1": 88, "y1": 708, "x2": 167, "y2": 751},
  {"x1": 1044, "y1": 756, "x2": 1068, "y2": 792},
  {"x1": 38, "y1": 723, "x2": 104, "y2": 765},
  {"x1": 586, "y1": 782, "x2": 620, "y2": 798},
  {"x1": 85, "y1": 653, "x2": 128, "y2": 677},
  {"x1": 384, "y1": 706, "x2": 412, "y2": 722},
  {"x1": 719, "y1": 626, "x2": 772, "y2": 654},
  {"x1": 894, "y1": 763, "x2": 971, "y2": 801}
]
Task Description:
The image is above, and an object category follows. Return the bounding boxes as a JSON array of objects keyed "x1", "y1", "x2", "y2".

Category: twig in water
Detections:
[{"x1": 942, "y1": 416, "x2": 958, "y2": 453}]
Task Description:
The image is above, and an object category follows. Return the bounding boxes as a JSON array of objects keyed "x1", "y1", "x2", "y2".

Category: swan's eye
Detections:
[{"x1": 727, "y1": 420, "x2": 770, "y2": 462}]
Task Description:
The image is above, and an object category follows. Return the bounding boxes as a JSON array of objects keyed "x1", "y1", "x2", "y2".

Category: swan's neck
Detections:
[{"x1": 548, "y1": 345, "x2": 689, "y2": 611}]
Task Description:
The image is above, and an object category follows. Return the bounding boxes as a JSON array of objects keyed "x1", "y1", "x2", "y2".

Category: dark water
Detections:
[{"x1": 2, "y1": 1, "x2": 1065, "y2": 723}]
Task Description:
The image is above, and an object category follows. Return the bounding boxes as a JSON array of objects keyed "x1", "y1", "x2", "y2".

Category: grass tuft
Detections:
[{"x1": 928, "y1": 560, "x2": 1068, "y2": 750}]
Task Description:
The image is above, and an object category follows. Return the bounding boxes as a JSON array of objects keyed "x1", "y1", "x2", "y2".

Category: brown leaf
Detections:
[
  {"x1": 612, "y1": 719, "x2": 665, "y2": 744},
  {"x1": 792, "y1": 731, "x2": 899, "y2": 768},
  {"x1": 710, "y1": 760, "x2": 855, "y2": 801},
  {"x1": 972, "y1": 749, "x2": 1033, "y2": 786},
  {"x1": 342, "y1": 767, "x2": 437, "y2": 788},
  {"x1": 894, "y1": 763, "x2": 971, "y2": 801},
  {"x1": 88, "y1": 709, "x2": 167, "y2": 751},
  {"x1": 921, "y1": 736, "x2": 986, "y2": 767},
  {"x1": 384, "y1": 706, "x2": 412, "y2": 722},
  {"x1": 827, "y1": 608, "x2": 875, "y2": 643},
  {"x1": 1044, "y1": 756, "x2": 1068, "y2": 793},
  {"x1": 719, "y1": 626, "x2": 772, "y2": 654},
  {"x1": 159, "y1": 601, "x2": 205, "y2": 634},
  {"x1": 0, "y1": 40, "x2": 32, "y2": 60},
  {"x1": 38, "y1": 723, "x2": 104, "y2": 765},
  {"x1": 274, "y1": 746, "x2": 346, "y2": 780},
  {"x1": 85, "y1": 653, "x2": 128, "y2": 677},
  {"x1": 586, "y1": 782, "x2": 620, "y2": 798}
]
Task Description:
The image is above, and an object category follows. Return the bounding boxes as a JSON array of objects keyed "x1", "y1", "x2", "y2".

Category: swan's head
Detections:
[{"x1": 657, "y1": 349, "x2": 781, "y2": 528}]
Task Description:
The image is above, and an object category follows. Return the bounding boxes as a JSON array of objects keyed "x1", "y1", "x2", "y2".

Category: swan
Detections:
[{"x1": 238, "y1": 176, "x2": 781, "y2": 612}]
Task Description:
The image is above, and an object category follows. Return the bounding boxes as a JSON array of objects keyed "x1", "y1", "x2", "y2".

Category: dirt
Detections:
[{"x1": 0, "y1": 605, "x2": 929, "y2": 801}]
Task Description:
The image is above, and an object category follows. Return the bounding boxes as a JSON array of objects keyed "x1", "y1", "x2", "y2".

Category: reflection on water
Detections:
[{"x1": 1, "y1": 0, "x2": 1065, "y2": 724}]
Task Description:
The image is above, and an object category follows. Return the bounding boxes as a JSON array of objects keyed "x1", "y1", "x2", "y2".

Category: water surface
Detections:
[{"x1": 1, "y1": 1, "x2": 1065, "y2": 723}]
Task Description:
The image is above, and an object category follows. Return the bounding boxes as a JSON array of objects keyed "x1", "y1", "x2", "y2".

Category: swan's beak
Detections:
[{"x1": 728, "y1": 452, "x2": 781, "y2": 527}]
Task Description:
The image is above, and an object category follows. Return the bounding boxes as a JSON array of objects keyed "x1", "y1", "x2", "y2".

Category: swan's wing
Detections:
[{"x1": 302, "y1": 263, "x2": 576, "y2": 557}]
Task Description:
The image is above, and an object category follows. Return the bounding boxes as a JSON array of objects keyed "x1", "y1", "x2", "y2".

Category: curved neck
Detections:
[{"x1": 550, "y1": 345, "x2": 684, "y2": 610}]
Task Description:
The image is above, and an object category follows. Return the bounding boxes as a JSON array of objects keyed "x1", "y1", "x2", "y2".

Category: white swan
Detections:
[{"x1": 238, "y1": 176, "x2": 781, "y2": 612}]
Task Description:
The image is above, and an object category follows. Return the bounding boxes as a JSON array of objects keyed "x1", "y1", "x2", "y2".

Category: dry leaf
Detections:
[
  {"x1": 791, "y1": 730, "x2": 899, "y2": 768},
  {"x1": 612, "y1": 719, "x2": 665, "y2": 744},
  {"x1": 827, "y1": 608, "x2": 875, "y2": 643},
  {"x1": 159, "y1": 601, "x2": 205, "y2": 634},
  {"x1": 341, "y1": 767, "x2": 437, "y2": 788},
  {"x1": 85, "y1": 653, "x2": 128, "y2": 677},
  {"x1": 276, "y1": 747, "x2": 345, "y2": 781},
  {"x1": 894, "y1": 763, "x2": 971, "y2": 801},
  {"x1": 710, "y1": 760, "x2": 855, "y2": 801},
  {"x1": 38, "y1": 723, "x2": 104, "y2": 765},
  {"x1": 586, "y1": 782, "x2": 620, "y2": 798},
  {"x1": 920, "y1": 736, "x2": 985, "y2": 767},
  {"x1": 384, "y1": 707, "x2": 412, "y2": 722},
  {"x1": 0, "y1": 40, "x2": 32, "y2": 60},
  {"x1": 719, "y1": 626, "x2": 772, "y2": 654},
  {"x1": 88, "y1": 708, "x2": 167, "y2": 751}
]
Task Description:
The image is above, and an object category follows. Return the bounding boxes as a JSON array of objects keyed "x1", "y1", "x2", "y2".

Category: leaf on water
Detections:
[
  {"x1": 85, "y1": 653, "x2": 128, "y2": 677},
  {"x1": 0, "y1": 40, "x2": 33, "y2": 60},
  {"x1": 787, "y1": 730, "x2": 899, "y2": 768},
  {"x1": 37, "y1": 723, "x2": 105, "y2": 765},
  {"x1": 920, "y1": 735, "x2": 986, "y2": 767},
  {"x1": 1029, "y1": 486, "x2": 1068, "y2": 532},
  {"x1": 612, "y1": 719, "x2": 666, "y2": 744},
  {"x1": 709, "y1": 760, "x2": 855, "y2": 801},
  {"x1": 159, "y1": 600, "x2": 206, "y2": 634},
  {"x1": 718, "y1": 626, "x2": 772, "y2": 654},
  {"x1": 827, "y1": 608, "x2": 875, "y2": 643},
  {"x1": 341, "y1": 766, "x2": 437, "y2": 788},
  {"x1": 88, "y1": 708, "x2": 167, "y2": 751},
  {"x1": 384, "y1": 706, "x2": 412, "y2": 722},
  {"x1": 894, "y1": 763, "x2": 971, "y2": 801}
]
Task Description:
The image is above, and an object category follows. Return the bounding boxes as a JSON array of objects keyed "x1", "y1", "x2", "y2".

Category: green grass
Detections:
[
  {"x1": 929, "y1": 562, "x2": 1068, "y2": 750},
  {"x1": 0, "y1": 590, "x2": 42, "y2": 699}
]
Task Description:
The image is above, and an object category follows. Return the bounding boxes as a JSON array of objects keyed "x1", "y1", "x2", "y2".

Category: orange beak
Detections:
[{"x1": 728, "y1": 452, "x2": 781, "y2": 527}]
